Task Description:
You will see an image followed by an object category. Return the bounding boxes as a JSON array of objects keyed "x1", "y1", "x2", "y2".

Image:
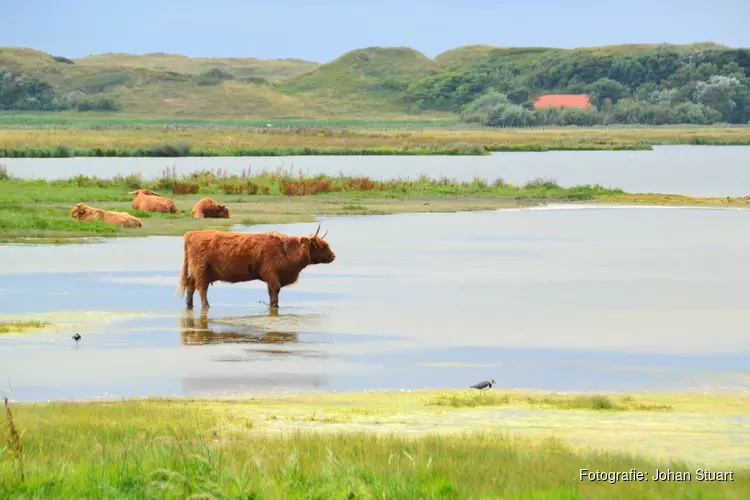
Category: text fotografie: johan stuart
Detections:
[{"x1": 580, "y1": 468, "x2": 735, "y2": 483}]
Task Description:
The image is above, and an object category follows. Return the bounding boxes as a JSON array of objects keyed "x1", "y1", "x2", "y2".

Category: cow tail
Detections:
[{"x1": 176, "y1": 235, "x2": 190, "y2": 296}]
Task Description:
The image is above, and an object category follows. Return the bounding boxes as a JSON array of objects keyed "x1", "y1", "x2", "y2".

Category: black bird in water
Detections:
[
  {"x1": 470, "y1": 378, "x2": 495, "y2": 390},
  {"x1": 72, "y1": 333, "x2": 81, "y2": 345}
]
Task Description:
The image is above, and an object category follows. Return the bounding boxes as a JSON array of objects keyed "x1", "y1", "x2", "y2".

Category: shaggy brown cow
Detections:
[
  {"x1": 130, "y1": 190, "x2": 178, "y2": 213},
  {"x1": 177, "y1": 224, "x2": 336, "y2": 310},
  {"x1": 70, "y1": 203, "x2": 143, "y2": 228},
  {"x1": 191, "y1": 197, "x2": 229, "y2": 219}
]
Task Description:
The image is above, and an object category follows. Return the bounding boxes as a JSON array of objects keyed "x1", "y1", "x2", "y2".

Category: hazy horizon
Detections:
[{"x1": 2, "y1": 0, "x2": 748, "y2": 63}]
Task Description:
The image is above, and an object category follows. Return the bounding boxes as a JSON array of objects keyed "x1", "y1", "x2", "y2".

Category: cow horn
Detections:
[
  {"x1": 321, "y1": 229, "x2": 328, "y2": 239},
  {"x1": 129, "y1": 190, "x2": 137, "y2": 195},
  {"x1": 314, "y1": 223, "x2": 320, "y2": 237}
]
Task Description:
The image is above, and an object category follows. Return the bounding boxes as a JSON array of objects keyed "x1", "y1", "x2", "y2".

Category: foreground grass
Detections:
[
  {"x1": 2, "y1": 391, "x2": 749, "y2": 498},
  {"x1": 2, "y1": 126, "x2": 750, "y2": 157},
  {"x1": 0, "y1": 167, "x2": 640, "y2": 243}
]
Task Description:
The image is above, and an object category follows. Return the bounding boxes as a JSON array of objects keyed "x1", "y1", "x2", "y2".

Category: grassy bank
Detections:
[
  {"x1": 2, "y1": 390, "x2": 749, "y2": 498},
  {"x1": 0, "y1": 166, "x2": 638, "y2": 244},
  {"x1": 2, "y1": 126, "x2": 750, "y2": 157},
  {"x1": 1, "y1": 166, "x2": 748, "y2": 244}
]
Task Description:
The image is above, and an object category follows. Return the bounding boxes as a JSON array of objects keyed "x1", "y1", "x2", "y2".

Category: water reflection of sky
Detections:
[{"x1": 1, "y1": 206, "x2": 749, "y2": 402}]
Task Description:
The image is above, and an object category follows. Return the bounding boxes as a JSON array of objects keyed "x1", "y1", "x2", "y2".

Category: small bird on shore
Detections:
[
  {"x1": 72, "y1": 333, "x2": 81, "y2": 345},
  {"x1": 470, "y1": 378, "x2": 495, "y2": 391}
]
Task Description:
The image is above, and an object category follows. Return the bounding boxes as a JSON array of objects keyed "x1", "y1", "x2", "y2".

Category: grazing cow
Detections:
[
  {"x1": 70, "y1": 203, "x2": 142, "y2": 228},
  {"x1": 191, "y1": 197, "x2": 229, "y2": 219},
  {"x1": 129, "y1": 189, "x2": 178, "y2": 213},
  {"x1": 177, "y1": 224, "x2": 336, "y2": 310}
]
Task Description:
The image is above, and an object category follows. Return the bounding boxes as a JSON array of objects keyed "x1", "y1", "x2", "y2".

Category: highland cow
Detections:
[{"x1": 177, "y1": 224, "x2": 335, "y2": 310}]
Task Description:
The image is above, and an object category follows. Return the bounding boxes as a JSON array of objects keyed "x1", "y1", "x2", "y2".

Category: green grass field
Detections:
[{"x1": 2, "y1": 390, "x2": 749, "y2": 498}]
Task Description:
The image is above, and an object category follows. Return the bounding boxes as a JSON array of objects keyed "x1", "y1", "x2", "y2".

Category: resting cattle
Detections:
[
  {"x1": 192, "y1": 197, "x2": 229, "y2": 219},
  {"x1": 129, "y1": 189, "x2": 178, "y2": 213},
  {"x1": 177, "y1": 224, "x2": 336, "y2": 310},
  {"x1": 70, "y1": 203, "x2": 142, "y2": 228}
]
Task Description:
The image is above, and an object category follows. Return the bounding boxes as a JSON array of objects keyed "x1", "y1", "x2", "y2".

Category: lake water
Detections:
[
  {"x1": 3, "y1": 145, "x2": 750, "y2": 197},
  {"x1": 1, "y1": 205, "x2": 749, "y2": 402}
]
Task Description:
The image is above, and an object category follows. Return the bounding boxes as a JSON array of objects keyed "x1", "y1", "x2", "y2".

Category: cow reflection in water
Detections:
[{"x1": 179, "y1": 314, "x2": 298, "y2": 355}]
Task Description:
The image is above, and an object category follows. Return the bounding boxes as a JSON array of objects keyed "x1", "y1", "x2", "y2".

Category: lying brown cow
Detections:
[
  {"x1": 70, "y1": 203, "x2": 143, "y2": 228},
  {"x1": 177, "y1": 224, "x2": 335, "y2": 310},
  {"x1": 129, "y1": 189, "x2": 178, "y2": 213},
  {"x1": 191, "y1": 197, "x2": 229, "y2": 219}
]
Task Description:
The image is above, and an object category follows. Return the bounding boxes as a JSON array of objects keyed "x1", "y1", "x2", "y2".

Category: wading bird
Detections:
[
  {"x1": 470, "y1": 378, "x2": 495, "y2": 390},
  {"x1": 72, "y1": 333, "x2": 81, "y2": 345}
]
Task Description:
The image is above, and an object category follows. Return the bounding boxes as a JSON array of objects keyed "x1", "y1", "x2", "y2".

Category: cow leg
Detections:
[
  {"x1": 198, "y1": 283, "x2": 210, "y2": 310},
  {"x1": 185, "y1": 277, "x2": 196, "y2": 310},
  {"x1": 266, "y1": 279, "x2": 281, "y2": 309},
  {"x1": 194, "y1": 270, "x2": 210, "y2": 310}
]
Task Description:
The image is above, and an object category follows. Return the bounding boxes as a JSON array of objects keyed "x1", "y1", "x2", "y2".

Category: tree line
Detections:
[
  {"x1": 3, "y1": 45, "x2": 750, "y2": 125},
  {"x1": 405, "y1": 47, "x2": 750, "y2": 126}
]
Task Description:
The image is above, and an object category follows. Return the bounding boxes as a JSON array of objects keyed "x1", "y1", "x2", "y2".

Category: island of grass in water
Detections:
[{"x1": 1, "y1": 164, "x2": 748, "y2": 244}]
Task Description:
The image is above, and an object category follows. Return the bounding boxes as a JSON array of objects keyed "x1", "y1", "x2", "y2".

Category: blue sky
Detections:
[{"x1": 2, "y1": 0, "x2": 747, "y2": 62}]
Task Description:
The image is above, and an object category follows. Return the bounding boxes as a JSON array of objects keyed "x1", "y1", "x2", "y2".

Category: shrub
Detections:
[
  {"x1": 172, "y1": 182, "x2": 200, "y2": 195},
  {"x1": 222, "y1": 184, "x2": 245, "y2": 195},
  {"x1": 523, "y1": 177, "x2": 561, "y2": 190},
  {"x1": 52, "y1": 56, "x2": 75, "y2": 64},
  {"x1": 150, "y1": 142, "x2": 191, "y2": 157},
  {"x1": 343, "y1": 177, "x2": 377, "y2": 191},
  {"x1": 280, "y1": 181, "x2": 301, "y2": 196}
]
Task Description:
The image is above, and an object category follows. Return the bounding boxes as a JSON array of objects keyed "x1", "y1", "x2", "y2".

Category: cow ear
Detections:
[{"x1": 300, "y1": 237, "x2": 310, "y2": 248}]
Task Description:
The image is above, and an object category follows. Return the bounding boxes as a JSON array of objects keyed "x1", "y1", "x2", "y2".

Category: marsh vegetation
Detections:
[{"x1": 0, "y1": 164, "x2": 640, "y2": 243}]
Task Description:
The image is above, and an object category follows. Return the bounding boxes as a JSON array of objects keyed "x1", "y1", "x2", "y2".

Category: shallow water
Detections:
[
  {"x1": 4, "y1": 145, "x2": 750, "y2": 197},
  {"x1": 1, "y1": 205, "x2": 749, "y2": 402}
]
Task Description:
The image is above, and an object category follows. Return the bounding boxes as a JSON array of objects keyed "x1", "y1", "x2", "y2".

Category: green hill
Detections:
[
  {"x1": 434, "y1": 44, "x2": 502, "y2": 68},
  {"x1": 277, "y1": 47, "x2": 439, "y2": 113},
  {"x1": 0, "y1": 43, "x2": 748, "y2": 124}
]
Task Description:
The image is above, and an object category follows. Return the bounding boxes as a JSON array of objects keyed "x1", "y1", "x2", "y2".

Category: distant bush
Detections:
[
  {"x1": 523, "y1": 177, "x2": 561, "y2": 190},
  {"x1": 150, "y1": 142, "x2": 192, "y2": 157},
  {"x1": 0, "y1": 164, "x2": 8, "y2": 180},
  {"x1": 195, "y1": 68, "x2": 234, "y2": 86},
  {"x1": 51, "y1": 56, "x2": 75, "y2": 64},
  {"x1": 172, "y1": 182, "x2": 200, "y2": 195},
  {"x1": 0, "y1": 67, "x2": 63, "y2": 111},
  {"x1": 242, "y1": 76, "x2": 269, "y2": 85},
  {"x1": 75, "y1": 98, "x2": 122, "y2": 112}
]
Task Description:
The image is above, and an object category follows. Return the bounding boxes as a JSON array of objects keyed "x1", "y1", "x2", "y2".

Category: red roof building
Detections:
[{"x1": 532, "y1": 94, "x2": 593, "y2": 110}]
